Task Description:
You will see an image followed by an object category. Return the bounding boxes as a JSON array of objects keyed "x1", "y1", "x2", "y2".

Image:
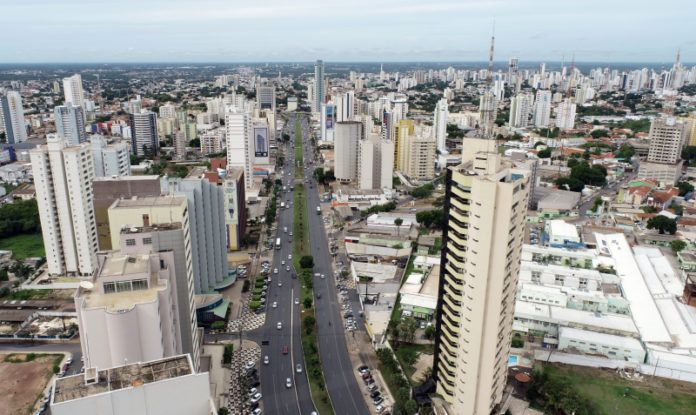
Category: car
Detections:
[
  {"x1": 281, "y1": 260, "x2": 286, "y2": 265},
  {"x1": 286, "y1": 266, "x2": 290, "y2": 271},
  {"x1": 248, "y1": 387, "x2": 258, "y2": 396},
  {"x1": 277, "y1": 322, "x2": 282, "y2": 330},
  {"x1": 288, "y1": 254, "x2": 292, "y2": 260},
  {"x1": 320, "y1": 274, "x2": 325, "y2": 279},
  {"x1": 316, "y1": 292, "x2": 321, "y2": 299},
  {"x1": 367, "y1": 383, "x2": 378, "y2": 392},
  {"x1": 373, "y1": 397, "x2": 384, "y2": 406},
  {"x1": 263, "y1": 355, "x2": 270, "y2": 365},
  {"x1": 250, "y1": 392, "x2": 262, "y2": 403},
  {"x1": 282, "y1": 345, "x2": 289, "y2": 355},
  {"x1": 272, "y1": 301, "x2": 278, "y2": 308},
  {"x1": 294, "y1": 298, "x2": 300, "y2": 305},
  {"x1": 278, "y1": 281, "x2": 283, "y2": 287},
  {"x1": 370, "y1": 391, "x2": 381, "y2": 399},
  {"x1": 375, "y1": 405, "x2": 385, "y2": 414},
  {"x1": 357, "y1": 365, "x2": 369, "y2": 373},
  {"x1": 274, "y1": 268, "x2": 279, "y2": 274},
  {"x1": 286, "y1": 377, "x2": 293, "y2": 388},
  {"x1": 252, "y1": 408, "x2": 262, "y2": 415},
  {"x1": 296, "y1": 363, "x2": 303, "y2": 373},
  {"x1": 289, "y1": 232, "x2": 293, "y2": 236}
]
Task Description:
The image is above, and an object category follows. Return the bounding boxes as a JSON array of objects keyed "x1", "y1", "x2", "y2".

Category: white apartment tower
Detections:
[
  {"x1": 334, "y1": 121, "x2": 362, "y2": 182},
  {"x1": 30, "y1": 134, "x2": 98, "y2": 276},
  {"x1": 508, "y1": 93, "x2": 534, "y2": 128},
  {"x1": 434, "y1": 146, "x2": 530, "y2": 415},
  {"x1": 314, "y1": 60, "x2": 325, "y2": 113},
  {"x1": 90, "y1": 135, "x2": 131, "y2": 177},
  {"x1": 0, "y1": 91, "x2": 28, "y2": 144},
  {"x1": 226, "y1": 106, "x2": 254, "y2": 190},
  {"x1": 54, "y1": 104, "x2": 87, "y2": 145},
  {"x1": 533, "y1": 90, "x2": 552, "y2": 128},
  {"x1": 555, "y1": 98, "x2": 577, "y2": 130},
  {"x1": 647, "y1": 117, "x2": 687, "y2": 164},
  {"x1": 336, "y1": 90, "x2": 355, "y2": 122},
  {"x1": 129, "y1": 111, "x2": 158, "y2": 156},
  {"x1": 401, "y1": 128, "x2": 436, "y2": 182},
  {"x1": 433, "y1": 98, "x2": 449, "y2": 154},
  {"x1": 63, "y1": 73, "x2": 85, "y2": 109}
]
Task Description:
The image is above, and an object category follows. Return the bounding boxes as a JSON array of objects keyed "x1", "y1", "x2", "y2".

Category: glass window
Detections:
[
  {"x1": 116, "y1": 281, "x2": 131, "y2": 292},
  {"x1": 142, "y1": 237, "x2": 152, "y2": 245},
  {"x1": 132, "y1": 279, "x2": 149, "y2": 291},
  {"x1": 103, "y1": 282, "x2": 116, "y2": 294},
  {"x1": 125, "y1": 239, "x2": 136, "y2": 246}
]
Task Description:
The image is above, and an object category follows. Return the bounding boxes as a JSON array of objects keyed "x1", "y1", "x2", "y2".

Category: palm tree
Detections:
[{"x1": 394, "y1": 217, "x2": 403, "y2": 236}]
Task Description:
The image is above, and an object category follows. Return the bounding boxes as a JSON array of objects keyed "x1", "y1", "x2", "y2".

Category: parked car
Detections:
[{"x1": 250, "y1": 392, "x2": 262, "y2": 403}]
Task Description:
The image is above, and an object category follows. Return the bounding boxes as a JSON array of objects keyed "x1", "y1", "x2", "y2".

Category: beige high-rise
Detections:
[{"x1": 434, "y1": 148, "x2": 530, "y2": 415}]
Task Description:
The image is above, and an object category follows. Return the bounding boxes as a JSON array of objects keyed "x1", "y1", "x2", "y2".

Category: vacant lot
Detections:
[
  {"x1": 0, "y1": 233, "x2": 45, "y2": 260},
  {"x1": 0, "y1": 353, "x2": 60, "y2": 415},
  {"x1": 547, "y1": 363, "x2": 696, "y2": 415}
]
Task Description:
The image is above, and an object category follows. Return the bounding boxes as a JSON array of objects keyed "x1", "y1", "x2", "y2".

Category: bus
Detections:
[{"x1": 276, "y1": 238, "x2": 281, "y2": 250}]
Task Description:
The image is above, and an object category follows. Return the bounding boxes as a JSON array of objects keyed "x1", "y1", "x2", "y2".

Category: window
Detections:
[
  {"x1": 554, "y1": 275, "x2": 565, "y2": 285},
  {"x1": 103, "y1": 282, "x2": 116, "y2": 294},
  {"x1": 531, "y1": 271, "x2": 541, "y2": 283},
  {"x1": 125, "y1": 239, "x2": 136, "y2": 246},
  {"x1": 132, "y1": 279, "x2": 148, "y2": 291},
  {"x1": 116, "y1": 281, "x2": 131, "y2": 292},
  {"x1": 143, "y1": 237, "x2": 152, "y2": 245}
]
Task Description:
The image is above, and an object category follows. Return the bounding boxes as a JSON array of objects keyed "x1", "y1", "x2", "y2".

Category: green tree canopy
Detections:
[{"x1": 647, "y1": 215, "x2": 677, "y2": 235}]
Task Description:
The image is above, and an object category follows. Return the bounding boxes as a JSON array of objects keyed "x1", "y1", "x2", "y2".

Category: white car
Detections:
[
  {"x1": 274, "y1": 268, "x2": 279, "y2": 274},
  {"x1": 281, "y1": 260, "x2": 286, "y2": 266},
  {"x1": 263, "y1": 355, "x2": 269, "y2": 365},
  {"x1": 294, "y1": 298, "x2": 299, "y2": 305},
  {"x1": 250, "y1": 392, "x2": 262, "y2": 403},
  {"x1": 277, "y1": 322, "x2": 282, "y2": 330},
  {"x1": 244, "y1": 361, "x2": 255, "y2": 370},
  {"x1": 288, "y1": 254, "x2": 292, "y2": 260},
  {"x1": 285, "y1": 377, "x2": 293, "y2": 388},
  {"x1": 278, "y1": 281, "x2": 283, "y2": 287},
  {"x1": 272, "y1": 301, "x2": 278, "y2": 308},
  {"x1": 248, "y1": 387, "x2": 258, "y2": 396},
  {"x1": 296, "y1": 363, "x2": 303, "y2": 373}
]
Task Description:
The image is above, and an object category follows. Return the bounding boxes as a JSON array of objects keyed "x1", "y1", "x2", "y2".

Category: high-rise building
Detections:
[
  {"x1": 221, "y1": 167, "x2": 246, "y2": 251},
  {"x1": 50, "y1": 355, "x2": 214, "y2": 415},
  {"x1": 90, "y1": 135, "x2": 131, "y2": 177},
  {"x1": 159, "y1": 103, "x2": 177, "y2": 119},
  {"x1": 401, "y1": 127, "x2": 436, "y2": 181},
  {"x1": 434, "y1": 147, "x2": 530, "y2": 415},
  {"x1": 63, "y1": 73, "x2": 85, "y2": 109},
  {"x1": 129, "y1": 111, "x2": 158, "y2": 156},
  {"x1": 334, "y1": 121, "x2": 362, "y2": 182},
  {"x1": 314, "y1": 60, "x2": 325, "y2": 113},
  {"x1": 638, "y1": 117, "x2": 688, "y2": 184},
  {"x1": 92, "y1": 175, "x2": 163, "y2": 250},
  {"x1": 336, "y1": 90, "x2": 355, "y2": 122},
  {"x1": 54, "y1": 104, "x2": 86, "y2": 145},
  {"x1": 1, "y1": 91, "x2": 28, "y2": 144},
  {"x1": 200, "y1": 128, "x2": 225, "y2": 155},
  {"x1": 508, "y1": 93, "x2": 534, "y2": 128},
  {"x1": 256, "y1": 85, "x2": 276, "y2": 111},
  {"x1": 165, "y1": 177, "x2": 229, "y2": 293},
  {"x1": 30, "y1": 134, "x2": 98, "y2": 276},
  {"x1": 174, "y1": 131, "x2": 187, "y2": 159},
  {"x1": 225, "y1": 106, "x2": 254, "y2": 190},
  {"x1": 555, "y1": 98, "x2": 577, "y2": 130},
  {"x1": 433, "y1": 98, "x2": 449, "y2": 154},
  {"x1": 394, "y1": 119, "x2": 415, "y2": 171},
  {"x1": 478, "y1": 92, "x2": 498, "y2": 136},
  {"x1": 533, "y1": 90, "x2": 552, "y2": 128},
  {"x1": 320, "y1": 102, "x2": 336, "y2": 142}
]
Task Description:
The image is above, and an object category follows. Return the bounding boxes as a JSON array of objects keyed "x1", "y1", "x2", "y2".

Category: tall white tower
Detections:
[
  {"x1": 433, "y1": 98, "x2": 449, "y2": 154},
  {"x1": 226, "y1": 106, "x2": 254, "y2": 190},
  {"x1": 63, "y1": 73, "x2": 85, "y2": 109},
  {"x1": 0, "y1": 91, "x2": 28, "y2": 144}
]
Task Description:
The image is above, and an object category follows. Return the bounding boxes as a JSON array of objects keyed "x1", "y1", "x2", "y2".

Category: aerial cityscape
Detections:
[{"x1": 1, "y1": 2, "x2": 696, "y2": 415}]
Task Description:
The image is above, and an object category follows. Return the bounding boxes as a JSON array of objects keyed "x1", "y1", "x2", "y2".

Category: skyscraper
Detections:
[
  {"x1": 555, "y1": 98, "x2": 577, "y2": 130},
  {"x1": 509, "y1": 93, "x2": 534, "y2": 128},
  {"x1": 533, "y1": 90, "x2": 552, "y2": 128},
  {"x1": 637, "y1": 117, "x2": 687, "y2": 185},
  {"x1": 401, "y1": 127, "x2": 436, "y2": 181},
  {"x1": 30, "y1": 134, "x2": 98, "y2": 276},
  {"x1": 0, "y1": 91, "x2": 28, "y2": 144},
  {"x1": 129, "y1": 111, "x2": 158, "y2": 156},
  {"x1": 54, "y1": 104, "x2": 86, "y2": 145},
  {"x1": 314, "y1": 59, "x2": 325, "y2": 113},
  {"x1": 336, "y1": 90, "x2": 355, "y2": 122},
  {"x1": 226, "y1": 106, "x2": 254, "y2": 190},
  {"x1": 478, "y1": 92, "x2": 498, "y2": 136},
  {"x1": 334, "y1": 121, "x2": 362, "y2": 182},
  {"x1": 89, "y1": 135, "x2": 131, "y2": 177},
  {"x1": 394, "y1": 119, "x2": 415, "y2": 171},
  {"x1": 63, "y1": 73, "x2": 85, "y2": 109},
  {"x1": 434, "y1": 145, "x2": 530, "y2": 415},
  {"x1": 433, "y1": 98, "x2": 449, "y2": 154}
]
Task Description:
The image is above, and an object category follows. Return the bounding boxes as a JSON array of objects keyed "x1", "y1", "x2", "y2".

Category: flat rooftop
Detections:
[
  {"x1": 53, "y1": 355, "x2": 192, "y2": 404},
  {"x1": 93, "y1": 175, "x2": 160, "y2": 182},
  {"x1": 110, "y1": 195, "x2": 186, "y2": 209}
]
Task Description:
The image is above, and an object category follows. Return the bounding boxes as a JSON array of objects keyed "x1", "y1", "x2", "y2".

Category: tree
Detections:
[
  {"x1": 677, "y1": 181, "x2": 695, "y2": 196},
  {"x1": 223, "y1": 344, "x2": 234, "y2": 364},
  {"x1": 615, "y1": 143, "x2": 635, "y2": 160},
  {"x1": 554, "y1": 177, "x2": 584, "y2": 192},
  {"x1": 537, "y1": 148, "x2": 552, "y2": 158},
  {"x1": 394, "y1": 218, "x2": 403, "y2": 236},
  {"x1": 590, "y1": 129, "x2": 609, "y2": 139},
  {"x1": 404, "y1": 400, "x2": 419, "y2": 414},
  {"x1": 210, "y1": 321, "x2": 226, "y2": 330},
  {"x1": 416, "y1": 209, "x2": 445, "y2": 228},
  {"x1": 411, "y1": 183, "x2": 434, "y2": 199},
  {"x1": 671, "y1": 240, "x2": 687, "y2": 253},
  {"x1": 218, "y1": 408, "x2": 229, "y2": 415},
  {"x1": 424, "y1": 325, "x2": 436, "y2": 340},
  {"x1": 299, "y1": 255, "x2": 314, "y2": 269},
  {"x1": 303, "y1": 297, "x2": 313, "y2": 309},
  {"x1": 647, "y1": 215, "x2": 677, "y2": 235},
  {"x1": 397, "y1": 317, "x2": 418, "y2": 344}
]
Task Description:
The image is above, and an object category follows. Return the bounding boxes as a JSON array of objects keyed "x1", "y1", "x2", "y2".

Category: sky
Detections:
[{"x1": 2, "y1": 0, "x2": 695, "y2": 63}]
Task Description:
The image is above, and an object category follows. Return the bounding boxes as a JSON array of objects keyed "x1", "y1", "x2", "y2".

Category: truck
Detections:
[
  {"x1": 316, "y1": 206, "x2": 321, "y2": 214},
  {"x1": 275, "y1": 238, "x2": 281, "y2": 250}
]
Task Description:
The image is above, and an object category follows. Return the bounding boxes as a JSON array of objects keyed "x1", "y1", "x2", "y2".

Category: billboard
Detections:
[{"x1": 253, "y1": 127, "x2": 268, "y2": 157}]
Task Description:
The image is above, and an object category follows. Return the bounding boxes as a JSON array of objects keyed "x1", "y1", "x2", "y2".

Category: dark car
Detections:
[{"x1": 370, "y1": 391, "x2": 381, "y2": 399}]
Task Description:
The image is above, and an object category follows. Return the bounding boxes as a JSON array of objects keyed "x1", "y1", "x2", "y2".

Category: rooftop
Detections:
[
  {"x1": 110, "y1": 195, "x2": 186, "y2": 209},
  {"x1": 53, "y1": 355, "x2": 192, "y2": 404}
]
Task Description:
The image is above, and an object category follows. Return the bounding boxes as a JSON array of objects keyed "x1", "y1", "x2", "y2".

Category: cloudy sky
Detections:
[{"x1": 2, "y1": 0, "x2": 694, "y2": 63}]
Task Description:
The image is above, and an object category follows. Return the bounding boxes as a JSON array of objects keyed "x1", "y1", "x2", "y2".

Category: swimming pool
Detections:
[{"x1": 508, "y1": 355, "x2": 518, "y2": 366}]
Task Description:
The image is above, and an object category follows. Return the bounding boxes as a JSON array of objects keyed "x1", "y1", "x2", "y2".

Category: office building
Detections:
[
  {"x1": 55, "y1": 104, "x2": 87, "y2": 145},
  {"x1": 433, "y1": 147, "x2": 530, "y2": 415},
  {"x1": 357, "y1": 133, "x2": 395, "y2": 191},
  {"x1": 30, "y1": 134, "x2": 98, "y2": 276},
  {"x1": 221, "y1": 167, "x2": 246, "y2": 251},
  {"x1": 256, "y1": 85, "x2": 276, "y2": 111},
  {"x1": 93, "y1": 175, "x2": 163, "y2": 250},
  {"x1": 320, "y1": 102, "x2": 336, "y2": 142},
  {"x1": 533, "y1": 90, "x2": 552, "y2": 127},
  {"x1": 394, "y1": 119, "x2": 415, "y2": 170},
  {"x1": 334, "y1": 121, "x2": 362, "y2": 182},
  {"x1": 165, "y1": 177, "x2": 229, "y2": 292},
  {"x1": 478, "y1": 91, "x2": 497, "y2": 136},
  {"x1": 314, "y1": 60, "x2": 325, "y2": 113},
  {"x1": 74, "y1": 244, "x2": 197, "y2": 371},
  {"x1": 433, "y1": 98, "x2": 449, "y2": 154},
  {"x1": 508, "y1": 93, "x2": 533, "y2": 128},
  {"x1": 555, "y1": 98, "x2": 577, "y2": 130},
  {"x1": 637, "y1": 117, "x2": 688, "y2": 184},
  {"x1": 400, "y1": 128, "x2": 436, "y2": 181},
  {"x1": 1, "y1": 91, "x2": 28, "y2": 144},
  {"x1": 90, "y1": 135, "x2": 130, "y2": 177},
  {"x1": 63, "y1": 74, "x2": 85, "y2": 109},
  {"x1": 225, "y1": 106, "x2": 253, "y2": 190},
  {"x1": 51, "y1": 355, "x2": 214, "y2": 415},
  {"x1": 336, "y1": 90, "x2": 355, "y2": 122},
  {"x1": 129, "y1": 111, "x2": 158, "y2": 156}
]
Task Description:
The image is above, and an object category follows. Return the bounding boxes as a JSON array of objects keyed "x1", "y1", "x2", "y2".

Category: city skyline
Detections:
[{"x1": 2, "y1": 0, "x2": 695, "y2": 63}]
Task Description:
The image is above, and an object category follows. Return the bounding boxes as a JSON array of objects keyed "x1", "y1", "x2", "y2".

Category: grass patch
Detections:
[
  {"x1": 294, "y1": 118, "x2": 304, "y2": 179},
  {"x1": 0, "y1": 233, "x2": 45, "y2": 260},
  {"x1": 533, "y1": 363, "x2": 696, "y2": 415},
  {"x1": 394, "y1": 344, "x2": 434, "y2": 381}
]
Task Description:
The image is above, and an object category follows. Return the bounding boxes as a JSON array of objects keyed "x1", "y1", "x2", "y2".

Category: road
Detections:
[
  {"x1": 251, "y1": 113, "x2": 315, "y2": 415},
  {"x1": 297, "y1": 115, "x2": 370, "y2": 415}
]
